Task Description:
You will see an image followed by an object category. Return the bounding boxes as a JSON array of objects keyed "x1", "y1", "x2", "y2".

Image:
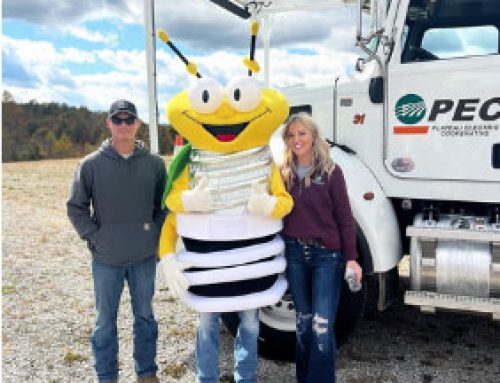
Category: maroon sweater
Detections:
[{"x1": 283, "y1": 165, "x2": 357, "y2": 261}]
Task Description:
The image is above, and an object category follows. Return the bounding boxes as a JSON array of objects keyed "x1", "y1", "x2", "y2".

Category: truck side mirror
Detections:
[
  {"x1": 355, "y1": 57, "x2": 366, "y2": 72},
  {"x1": 369, "y1": 77, "x2": 384, "y2": 104}
]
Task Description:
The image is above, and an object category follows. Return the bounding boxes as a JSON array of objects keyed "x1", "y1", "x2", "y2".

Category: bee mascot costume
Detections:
[{"x1": 157, "y1": 22, "x2": 293, "y2": 313}]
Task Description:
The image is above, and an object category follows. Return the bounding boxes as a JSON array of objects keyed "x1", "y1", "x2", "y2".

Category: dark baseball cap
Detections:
[{"x1": 108, "y1": 99, "x2": 137, "y2": 118}]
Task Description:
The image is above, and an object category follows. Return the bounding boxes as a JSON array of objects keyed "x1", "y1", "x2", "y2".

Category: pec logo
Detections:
[{"x1": 395, "y1": 94, "x2": 426, "y2": 125}]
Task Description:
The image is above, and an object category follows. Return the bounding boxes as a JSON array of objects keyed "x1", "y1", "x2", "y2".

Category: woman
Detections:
[{"x1": 281, "y1": 113, "x2": 362, "y2": 383}]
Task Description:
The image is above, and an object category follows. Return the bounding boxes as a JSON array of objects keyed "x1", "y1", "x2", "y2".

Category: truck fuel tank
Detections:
[{"x1": 405, "y1": 213, "x2": 500, "y2": 319}]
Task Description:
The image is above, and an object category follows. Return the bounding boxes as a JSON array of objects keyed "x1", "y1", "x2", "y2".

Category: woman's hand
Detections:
[{"x1": 346, "y1": 259, "x2": 362, "y2": 285}]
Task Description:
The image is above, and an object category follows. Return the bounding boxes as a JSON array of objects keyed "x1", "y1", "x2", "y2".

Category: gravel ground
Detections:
[{"x1": 2, "y1": 159, "x2": 500, "y2": 382}]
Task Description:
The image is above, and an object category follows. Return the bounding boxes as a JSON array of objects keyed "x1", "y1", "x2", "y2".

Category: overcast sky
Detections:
[{"x1": 3, "y1": 0, "x2": 361, "y2": 123}]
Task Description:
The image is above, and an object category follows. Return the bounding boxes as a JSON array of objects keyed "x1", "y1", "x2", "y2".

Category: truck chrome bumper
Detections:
[{"x1": 404, "y1": 290, "x2": 500, "y2": 320}]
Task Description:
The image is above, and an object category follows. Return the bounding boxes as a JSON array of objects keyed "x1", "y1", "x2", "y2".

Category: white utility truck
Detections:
[{"x1": 144, "y1": 0, "x2": 500, "y2": 360}]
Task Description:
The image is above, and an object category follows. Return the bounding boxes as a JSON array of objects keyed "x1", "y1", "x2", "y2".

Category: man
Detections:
[{"x1": 67, "y1": 100, "x2": 166, "y2": 383}]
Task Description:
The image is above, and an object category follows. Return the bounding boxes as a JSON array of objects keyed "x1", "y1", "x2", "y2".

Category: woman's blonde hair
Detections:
[{"x1": 281, "y1": 112, "x2": 335, "y2": 190}]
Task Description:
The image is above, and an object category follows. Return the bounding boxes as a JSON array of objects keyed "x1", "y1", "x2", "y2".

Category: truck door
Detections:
[{"x1": 386, "y1": 3, "x2": 500, "y2": 181}]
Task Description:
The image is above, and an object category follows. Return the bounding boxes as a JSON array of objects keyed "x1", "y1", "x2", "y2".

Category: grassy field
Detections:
[{"x1": 3, "y1": 159, "x2": 94, "y2": 381}]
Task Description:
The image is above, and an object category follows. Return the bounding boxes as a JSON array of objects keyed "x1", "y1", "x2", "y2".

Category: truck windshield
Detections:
[
  {"x1": 421, "y1": 25, "x2": 499, "y2": 59},
  {"x1": 401, "y1": 0, "x2": 500, "y2": 63}
]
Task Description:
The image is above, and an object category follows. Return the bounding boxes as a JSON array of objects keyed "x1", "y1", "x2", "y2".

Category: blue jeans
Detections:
[
  {"x1": 285, "y1": 241, "x2": 344, "y2": 383},
  {"x1": 91, "y1": 255, "x2": 158, "y2": 382},
  {"x1": 196, "y1": 309, "x2": 259, "y2": 383}
]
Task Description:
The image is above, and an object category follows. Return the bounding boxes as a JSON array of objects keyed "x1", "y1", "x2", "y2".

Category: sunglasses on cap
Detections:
[{"x1": 110, "y1": 115, "x2": 136, "y2": 125}]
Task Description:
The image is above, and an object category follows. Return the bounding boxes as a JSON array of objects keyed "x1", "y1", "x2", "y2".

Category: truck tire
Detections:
[
  {"x1": 336, "y1": 224, "x2": 370, "y2": 345},
  {"x1": 222, "y1": 227, "x2": 370, "y2": 361}
]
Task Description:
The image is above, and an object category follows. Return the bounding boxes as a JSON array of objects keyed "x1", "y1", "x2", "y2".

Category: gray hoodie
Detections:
[{"x1": 67, "y1": 139, "x2": 167, "y2": 265}]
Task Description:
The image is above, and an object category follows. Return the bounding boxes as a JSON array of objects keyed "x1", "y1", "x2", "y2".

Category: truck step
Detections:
[
  {"x1": 404, "y1": 290, "x2": 500, "y2": 320},
  {"x1": 407, "y1": 226, "x2": 500, "y2": 242}
]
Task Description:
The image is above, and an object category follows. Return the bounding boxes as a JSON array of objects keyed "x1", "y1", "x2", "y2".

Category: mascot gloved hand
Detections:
[
  {"x1": 182, "y1": 177, "x2": 212, "y2": 212},
  {"x1": 247, "y1": 181, "x2": 277, "y2": 217},
  {"x1": 158, "y1": 254, "x2": 192, "y2": 299}
]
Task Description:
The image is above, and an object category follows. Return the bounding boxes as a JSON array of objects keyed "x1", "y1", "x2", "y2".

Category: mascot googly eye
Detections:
[
  {"x1": 156, "y1": 21, "x2": 293, "y2": 313},
  {"x1": 188, "y1": 78, "x2": 224, "y2": 114},
  {"x1": 226, "y1": 77, "x2": 262, "y2": 112}
]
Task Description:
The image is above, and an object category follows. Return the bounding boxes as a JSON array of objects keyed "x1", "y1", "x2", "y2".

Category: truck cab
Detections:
[
  {"x1": 337, "y1": 0, "x2": 500, "y2": 318},
  {"x1": 275, "y1": 0, "x2": 500, "y2": 319}
]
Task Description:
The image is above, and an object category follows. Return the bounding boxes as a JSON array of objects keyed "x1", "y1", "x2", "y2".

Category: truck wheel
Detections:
[
  {"x1": 335, "y1": 275, "x2": 367, "y2": 346},
  {"x1": 336, "y1": 225, "x2": 370, "y2": 345}
]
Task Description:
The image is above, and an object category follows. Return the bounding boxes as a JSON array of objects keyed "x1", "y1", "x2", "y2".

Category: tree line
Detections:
[{"x1": 2, "y1": 91, "x2": 176, "y2": 162}]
